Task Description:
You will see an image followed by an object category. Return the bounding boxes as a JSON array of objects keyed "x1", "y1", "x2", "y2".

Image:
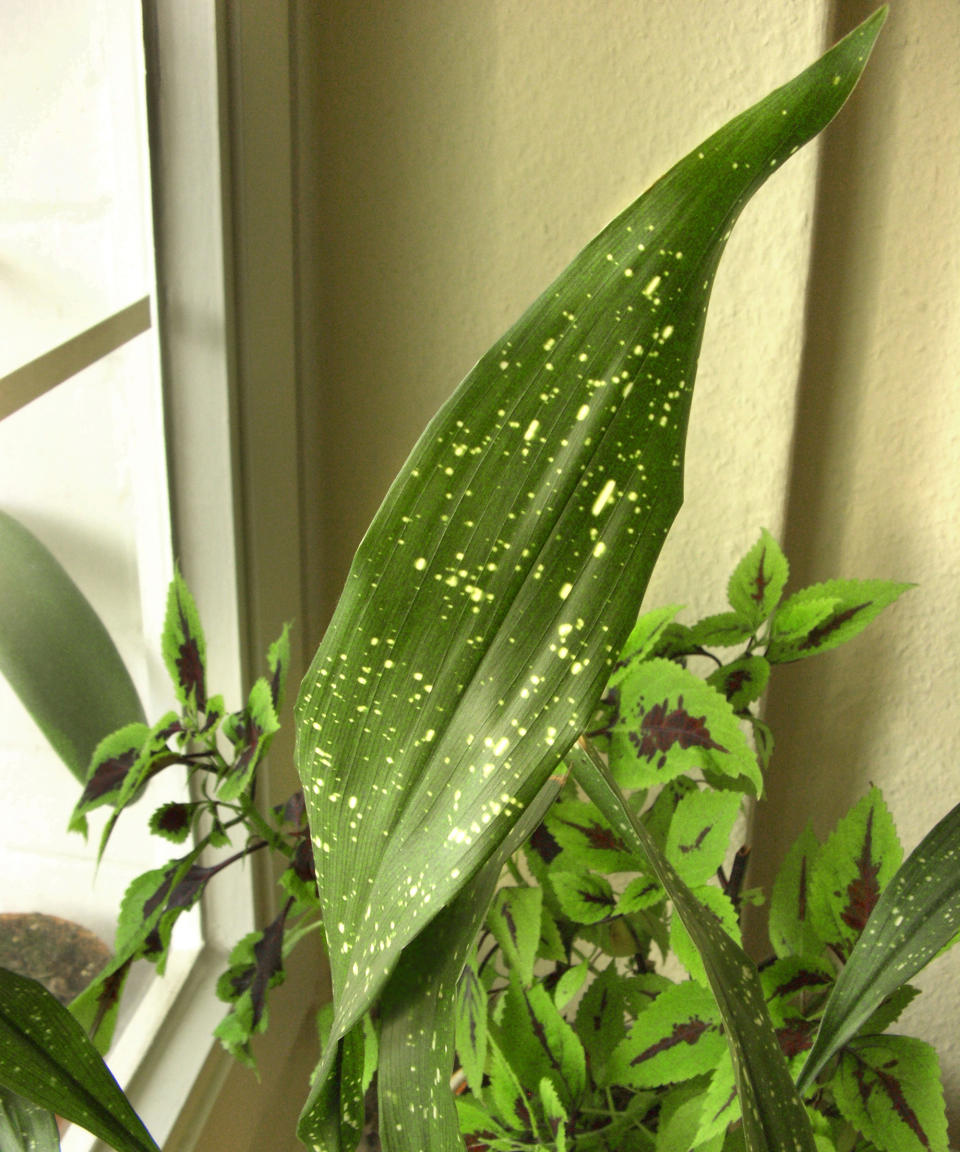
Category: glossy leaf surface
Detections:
[
  {"x1": 295, "y1": 12, "x2": 885, "y2": 1147},
  {"x1": 0, "y1": 968, "x2": 159, "y2": 1152}
]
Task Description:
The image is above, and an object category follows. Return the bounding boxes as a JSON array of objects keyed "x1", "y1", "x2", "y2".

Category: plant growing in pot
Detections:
[{"x1": 3, "y1": 9, "x2": 958, "y2": 1152}]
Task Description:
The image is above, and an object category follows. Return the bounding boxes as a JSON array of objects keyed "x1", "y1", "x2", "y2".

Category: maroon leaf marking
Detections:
[
  {"x1": 155, "y1": 802, "x2": 192, "y2": 838},
  {"x1": 629, "y1": 1017, "x2": 711, "y2": 1066},
  {"x1": 630, "y1": 696, "x2": 728, "y2": 770},
  {"x1": 290, "y1": 836, "x2": 317, "y2": 884},
  {"x1": 530, "y1": 822, "x2": 562, "y2": 863},
  {"x1": 176, "y1": 599, "x2": 206, "y2": 711},
  {"x1": 249, "y1": 900, "x2": 291, "y2": 1027},
  {"x1": 799, "y1": 602, "x2": 870, "y2": 652},
  {"x1": 678, "y1": 824, "x2": 713, "y2": 855},
  {"x1": 557, "y1": 816, "x2": 629, "y2": 856},
  {"x1": 776, "y1": 1017, "x2": 816, "y2": 1058},
  {"x1": 840, "y1": 806, "x2": 881, "y2": 936},
  {"x1": 500, "y1": 900, "x2": 520, "y2": 950},
  {"x1": 89, "y1": 958, "x2": 133, "y2": 1041},
  {"x1": 79, "y1": 746, "x2": 141, "y2": 804},
  {"x1": 751, "y1": 545, "x2": 771, "y2": 607},
  {"x1": 767, "y1": 968, "x2": 832, "y2": 1002},
  {"x1": 854, "y1": 1054, "x2": 931, "y2": 1149}
]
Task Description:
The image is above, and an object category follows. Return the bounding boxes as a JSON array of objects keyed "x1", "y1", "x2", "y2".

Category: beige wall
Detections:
[{"x1": 184, "y1": 0, "x2": 960, "y2": 1145}]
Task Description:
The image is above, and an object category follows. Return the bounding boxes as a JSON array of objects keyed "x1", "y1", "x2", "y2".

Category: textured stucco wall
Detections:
[
  {"x1": 308, "y1": 0, "x2": 829, "y2": 623},
  {"x1": 751, "y1": 0, "x2": 960, "y2": 1135}
]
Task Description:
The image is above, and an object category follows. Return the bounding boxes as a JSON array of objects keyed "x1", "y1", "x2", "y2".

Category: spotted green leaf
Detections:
[
  {"x1": 294, "y1": 12, "x2": 885, "y2": 1147},
  {"x1": 0, "y1": 968, "x2": 159, "y2": 1152},
  {"x1": 0, "y1": 1086, "x2": 60, "y2": 1152},
  {"x1": 569, "y1": 736, "x2": 819, "y2": 1152},
  {"x1": 798, "y1": 799, "x2": 960, "y2": 1093}
]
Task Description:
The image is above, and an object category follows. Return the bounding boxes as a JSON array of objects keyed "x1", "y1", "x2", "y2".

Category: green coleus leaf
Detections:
[
  {"x1": 606, "y1": 980, "x2": 725, "y2": 1089},
  {"x1": 551, "y1": 869, "x2": 617, "y2": 926},
  {"x1": 610, "y1": 658, "x2": 760, "y2": 793},
  {"x1": 768, "y1": 823, "x2": 825, "y2": 960},
  {"x1": 538, "y1": 1076, "x2": 569, "y2": 1152},
  {"x1": 294, "y1": 13, "x2": 885, "y2": 1148},
  {"x1": 695, "y1": 1055, "x2": 740, "y2": 1146},
  {"x1": 572, "y1": 965, "x2": 633, "y2": 1085},
  {"x1": 608, "y1": 604, "x2": 683, "y2": 689},
  {"x1": 707, "y1": 655, "x2": 770, "y2": 712},
  {"x1": 0, "y1": 1085, "x2": 60, "y2": 1152},
  {"x1": 0, "y1": 968, "x2": 159, "y2": 1152},
  {"x1": 456, "y1": 1095, "x2": 513, "y2": 1152},
  {"x1": 496, "y1": 977, "x2": 587, "y2": 1111},
  {"x1": 455, "y1": 956, "x2": 488, "y2": 1097},
  {"x1": 267, "y1": 620, "x2": 292, "y2": 713},
  {"x1": 148, "y1": 800, "x2": 199, "y2": 843},
  {"x1": 545, "y1": 795, "x2": 642, "y2": 872},
  {"x1": 766, "y1": 579, "x2": 911, "y2": 663},
  {"x1": 833, "y1": 1036, "x2": 948, "y2": 1152},
  {"x1": 488, "y1": 886, "x2": 544, "y2": 988},
  {"x1": 798, "y1": 799, "x2": 960, "y2": 1093},
  {"x1": 664, "y1": 787, "x2": 743, "y2": 887},
  {"x1": 0, "y1": 510, "x2": 146, "y2": 785},
  {"x1": 757, "y1": 956, "x2": 834, "y2": 1029},
  {"x1": 808, "y1": 788, "x2": 902, "y2": 960},
  {"x1": 727, "y1": 529, "x2": 788, "y2": 629},
  {"x1": 218, "y1": 676, "x2": 281, "y2": 802},
  {"x1": 69, "y1": 721, "x2": 151, "y2": 834},
  {"x1": 162, "y1": 568, "x2": 207, "y2": 714}
]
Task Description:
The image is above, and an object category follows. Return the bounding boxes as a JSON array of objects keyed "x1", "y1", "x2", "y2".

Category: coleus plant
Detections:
[{"x1": 3, "y1": 8, "x2": 958, "y2": 1152}]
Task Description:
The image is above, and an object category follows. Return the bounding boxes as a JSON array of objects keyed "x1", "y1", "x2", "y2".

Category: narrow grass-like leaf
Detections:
[
  {"x1": 797, "y1": 799, "x2": 960, "y2": 1093},
  {"x1": 568, "y1": 737, "x2": 818, "y2": 1152},
  {"x1": 0, "y1": 968, "x2": 159, "y2": 1152},
  {"x1": 0, "y1": 1086, "x2": 60, "y2": 1152},
  {"x1": 295, "y1": 12, "x2": 885, "y2": 1146},
  {"x1": 0, "y1": 511, "x2": 145, "y2": 783}
]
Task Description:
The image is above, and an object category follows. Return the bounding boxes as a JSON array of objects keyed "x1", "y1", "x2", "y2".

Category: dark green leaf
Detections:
[
  {"x1": 0, "y1": 1085, "x2": 60, "y2": 1152},
  {"x1": 727, "y1": 529, "x2": 788, "y2": 628},
  {"x1": 0, "y1": 511, "x2": 146, "y2": 785},
  {"x1": 294, "y1": 13, "x2": 886, "y2": 1147},
  {"x1": 569, "y1": 736, "x2": 819, "y2": 1152},
  {"x1": 0, "y1": 968, "x2": 159, "y2": 1152},
  {"x1": 833, "y1": 1036, "x2": 948, "y2": 1152},
  {"x1": 767, "y1": 579, "x2": 911, "y2": 663},
  {"x1": 798, "y1": 800, "x2": 960, "y2": 1091}
]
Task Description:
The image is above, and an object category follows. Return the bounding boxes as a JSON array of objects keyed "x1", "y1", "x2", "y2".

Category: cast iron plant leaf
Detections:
[{"x1": 295, "y1": 12, "x2": 885, "y2": 1148}]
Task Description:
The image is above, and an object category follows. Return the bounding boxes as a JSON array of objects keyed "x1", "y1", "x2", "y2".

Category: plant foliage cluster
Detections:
[{"x1": 1, "y1": 11, "x2": 958, "y2": 1152}]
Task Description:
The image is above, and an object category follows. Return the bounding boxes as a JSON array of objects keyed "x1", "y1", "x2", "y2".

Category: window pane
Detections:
[{"x1": 0, "y1": 0, "x2": 153, "y2": 377}]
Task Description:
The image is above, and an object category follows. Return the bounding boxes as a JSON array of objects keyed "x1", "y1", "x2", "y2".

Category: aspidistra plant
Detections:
[{"x1": 294, "y1": 12, "x2": 887, "y2": 1152}]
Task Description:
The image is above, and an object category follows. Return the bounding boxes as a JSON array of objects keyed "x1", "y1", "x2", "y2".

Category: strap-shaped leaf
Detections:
[
  {"x1": 0, "y1": 1086, "x2": 60, "y2": 1152},
  {"x1": 568, "y1": 737, "x2": 817, "y2": 1152},
  {"x1": 0, "y1": 967, "x2": 159, "y2": 1152},
  {"x1": 295, "y1": 12, "x2": 885, "y2": 1146},
  {"x1": 0, "y1": 510, "x2": 145, "y2": 783},
  {"x1": 797, "y1": 799, "x2": 960, "y2": 1093}
]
